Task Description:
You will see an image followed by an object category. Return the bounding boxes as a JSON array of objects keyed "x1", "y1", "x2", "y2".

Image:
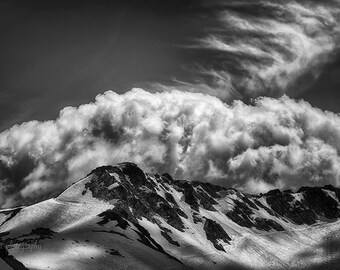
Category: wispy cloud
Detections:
[{"x1": 155, "y1": 0, "x2": 340, "y2": 100}]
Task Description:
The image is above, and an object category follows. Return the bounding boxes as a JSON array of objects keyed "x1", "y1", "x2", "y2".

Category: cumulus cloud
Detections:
[
  {"x1": 1, "y1": 89, "x2": 340, "y2": 207},
  {"x1": 156, "y1": 0, "x2": 340, "y2": 100}
]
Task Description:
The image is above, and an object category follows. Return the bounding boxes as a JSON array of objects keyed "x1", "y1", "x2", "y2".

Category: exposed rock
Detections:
[
  {"x1": 3, "y1": 162, "x2": 340, "y2": 270},
  {"x1": 161, "y1": 231, "x2": 180, "y2": 246},
  {"x1": 161, "y1": 173, "x2": 174, "y2": 183},
  {"x1": 118, "y1": 162, "x2": 147, "y2": 187},
  {"x1": 174, "y1": 181, "x2": 199, "y2": 211},
  {"x1": 193, "y1": 182, "x2": 227, "y2": 199},
  {"x1": 92, "y1": 229, "x2": 130, "y2": 240},
  {"x1": 242, "y1": 197, "x2": 259, "y2": 210},
  {"x1": 226, "y1": 199, "x2": 254, "y2": 228},
  {"x1": 253, "y1": 218, "x2": 284, "y2": 231},
  {"x1": 298, "y1": 187, "x2": 340, "y2": 220},
  {"x1": 165, "y1": 192, "x2": 177, "y2": 205},
  {"x1": 142, "y1": 192, "x2": 185, "y2": 231},
  {"x1": 323, "y1": 185, "x2": 340, "y2": 201},
  {"x1": 110, "y1": 248, "x2": 124, "y2": 257},
  {"x1": 203, "y1": 218, "x2": 231, "y2": 252},
  {"x1": 97, "y1": 207, "x2": 130, "y2": 229},
  {"x1": 195, "y1": 189, "x2": 218, "y2": 211},
  {"x1": 132, "y1": 223, "x2": 182, "y2": 263},
  {"x1": 192, "y1": 213, "x2": 203, "y2": 224},
  {"x1": 226, "y1": 210, "x2": 253, "y2": 228},
  {"x1": 75, "y1": 164, "x2": 340, "y2": 256},
  {"x1": 253, "y1": 199, "x2": 277, "y2": 216},
  {"x1": 30, "y1": 227, "x2": 55, "y2": 239},
  {"x1": 265, "y1": 189, "x2": 318, "y2": 225}
]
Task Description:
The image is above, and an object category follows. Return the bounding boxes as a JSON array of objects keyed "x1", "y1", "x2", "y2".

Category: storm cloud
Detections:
[{"x1": 1, "y1": 89, "x2": 340, "y2": 207}]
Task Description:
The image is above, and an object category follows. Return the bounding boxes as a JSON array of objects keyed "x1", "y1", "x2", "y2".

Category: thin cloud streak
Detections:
[{"x1": 155, "y1": 0, "x2": 340, "y2": 100}]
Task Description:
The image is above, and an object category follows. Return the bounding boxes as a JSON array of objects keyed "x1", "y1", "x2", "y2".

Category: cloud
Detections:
[
  {"x1": 1, "y1": 88, "x2": 340, "y2": 207},
  {"x1": 155, "y1": 0, "x2": 340, "y2": 100}
]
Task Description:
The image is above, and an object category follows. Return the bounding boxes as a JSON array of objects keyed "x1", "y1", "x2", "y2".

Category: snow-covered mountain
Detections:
[{"x1": 1, "y1": 162, "x2": 340, "y2": 270}]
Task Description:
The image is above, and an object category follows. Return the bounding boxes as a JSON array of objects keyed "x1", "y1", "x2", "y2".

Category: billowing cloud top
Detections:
[{"x1": 1, "y1": 89, "x2": 340, "y2": 207}]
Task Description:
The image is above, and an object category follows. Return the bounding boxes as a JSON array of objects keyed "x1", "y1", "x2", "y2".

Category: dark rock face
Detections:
[
  {"x1": 142, "y1": 193, "x2": 185, "y2": 231},
  {"x1": 253, "y1": 199, "x2": 277, "y2": 216},
  {"x1": 253, "y1": 218, "x2": 284, "y2": 231},
  {"x1": 226, "y1": 200, "x2": 254, "y2": 228},
  {"x1": 165, "y1": 192, "x2": 177, "y2": 205},
  {"x1": 132, "y1": 223, "x2": 182, "y2": 263},
  {"x1": 84, "y1": 166, "x2": 126, "y2": 200},
  {"x1": 0, "y1": 208, "x2": 22, "y2": 226},
  {"x1": 97, "y1": 203, "x2": 182, "y2": 261},
  {"x1": 82, "y1": 164, "x2": 340, "y2": 254},
  {"x1": 161, "y1": 173, "x2": 174, "y2": 183},
  {"x1": 192, "y1": 212, "x2": 203, "y2": 224},
  {"x1": 174, "y1": 181, "x2": 200, "y2": 211},
  {"x1": 30, "y1": 227, "x2": 55, "y2": 239},
  {"x1": 192, "y1": 181, "x2": 227, "y2": 199},
  {"x1": 298, "y1": 187, "x2": 340, "y2": 220},
  {"x1": 172, "y1": 180, "x2": 222, "y2": 212},
  {"x1": 161, "y1": 230, "x2": 180, "y2": 246},
  {"x1": 323, "y1": 185, "x2": 340, "y2": 201},
  {"x1": 203, "y1": 218, "x2": 231, "y2": 252},
  {"x1": 119, "y1": 162, "x2": 148, "y2": 187},
  {"x1": 242, "y1": 197, "x2": 259, "y2": 210},
  {"x1": 164, "y1": 192, "x2": 188, "y2": 218},
  {"x1": 195, "y1": 189, "x2": 218, "y2": 211},
  {"x1": 88, "y1": 164, "x2": 187, "y2": 235},
  {"x1": 226, "y1": 198, "x2": 284, "y2": 231},
  {"x1": 97, "y1": 208, "x2": 130, "y2": 229},
  {"x1": 265, "y1": 189, "x2": 318, "y2": 225},
  {"x1": 109, "y1": 248, "x2": 124, "y2": 257}
]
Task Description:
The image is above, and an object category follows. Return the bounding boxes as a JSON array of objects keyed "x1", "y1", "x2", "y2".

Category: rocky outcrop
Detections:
[
  {"x1": 86, "y1": 164, "x2": 340, "y2": 237},
  {"x1": 298, "y1": 186, "x2": 340, "y2": 220},
  {"x1": 265, "y1": 189, "x2": 318, "y2": 225},
  {"x1": 203, "y1": 218, "x2": 231, "y2": 252},
  {"x1": 226, "y1": 198, "x2": 284, "y2": 231},
  {"x1": 323, "y1": 185, "x2": 340, "y2": 201},
  {"x1": 173, "y1": 181, "x2": 200, "y2": 211},
  {"x1": 80, "y1": 163, "x2": 340, "y2": 253},
  {"x1": 3, "y1": 163, "x2": 340, "y2": 270}
]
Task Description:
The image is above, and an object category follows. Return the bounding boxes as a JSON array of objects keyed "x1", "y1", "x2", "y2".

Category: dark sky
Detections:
[{"x1": 1, "y1": 0, "x2": 340, "y2": 131}]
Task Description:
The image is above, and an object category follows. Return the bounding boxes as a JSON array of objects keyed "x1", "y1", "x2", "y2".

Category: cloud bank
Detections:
[
  {"x1": 1, "y1": 89, "x2": 340, "y2": 207},
  {"x1": 158, "y1": 0, "x2": 340, "y2": 100}
]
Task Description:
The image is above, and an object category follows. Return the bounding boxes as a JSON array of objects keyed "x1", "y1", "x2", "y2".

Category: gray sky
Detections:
[{"x1": 1, "y1": 0, "x2": 340, "y2": 131}]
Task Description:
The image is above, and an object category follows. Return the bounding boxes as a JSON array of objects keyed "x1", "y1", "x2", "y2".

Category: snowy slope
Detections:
[{"x1": 1, "y1": 162, "x2": 340, "y2": 270}]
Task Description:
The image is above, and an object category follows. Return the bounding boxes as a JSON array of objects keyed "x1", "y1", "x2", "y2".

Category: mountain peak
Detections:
[{"x1": 1, "y1": 163, "x2": 340, "y2": 269}]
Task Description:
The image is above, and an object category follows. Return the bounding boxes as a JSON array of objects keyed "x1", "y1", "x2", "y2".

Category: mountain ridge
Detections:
[{"x1": 1, "y1": 162, "x2": 340, "y2": 269}]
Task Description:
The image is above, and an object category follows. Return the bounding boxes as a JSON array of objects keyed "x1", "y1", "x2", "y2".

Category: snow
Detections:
[
  {"x1": 323, "y1": 189, "x2": 338, "y2": 201},
  {"x1": 109, "y1": 172, "x2": 120, "y2": 182},
  {"x1": 1, "y1": 169, "x2": 340, "y2": 269},
  {"x1": 108, "y1": 182, "x2": 120, "y2": 190}
]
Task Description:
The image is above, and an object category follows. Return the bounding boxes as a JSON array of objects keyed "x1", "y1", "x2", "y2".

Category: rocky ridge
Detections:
[{"x1": 1, "y1": 162, "x2": 340, "y2": 270}]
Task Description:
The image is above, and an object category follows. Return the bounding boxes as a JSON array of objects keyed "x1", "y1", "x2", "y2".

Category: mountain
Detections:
[{"x1": 1, "y1": 162, "x2": 340, "y2": 270}]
